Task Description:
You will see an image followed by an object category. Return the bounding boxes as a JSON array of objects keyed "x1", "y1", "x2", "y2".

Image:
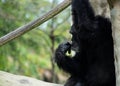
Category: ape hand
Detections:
[
  {"x1": 57, "y1": 42, "x2": 71, "y2": 54},
  {"x1": 54, "y1": 42, "x2": 71, "y2": 65}
]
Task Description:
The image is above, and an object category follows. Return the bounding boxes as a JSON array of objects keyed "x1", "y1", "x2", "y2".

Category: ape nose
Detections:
[
  {"x1": 69, "y1": 25, "x2": 74, "y2": 34},
  {"x1": 69, "y1": 30, "x2": 71, "y2": 34},
  {"x1": 69, "y1": 27, "x2": 72, "y2": 34}
]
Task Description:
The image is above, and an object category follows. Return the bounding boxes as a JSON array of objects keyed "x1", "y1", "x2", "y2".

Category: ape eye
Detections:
[{"x1": 75, "y1": 25, "x2": 79, "y2": 30}]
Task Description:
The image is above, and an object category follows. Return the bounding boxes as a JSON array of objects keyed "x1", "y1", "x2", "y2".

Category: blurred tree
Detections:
[
  {"x1": 39, "y1": 0, "x2": 70, "y2": 83},
  {"x1": 0, "y1": 0, "x2": 71, "y2": 82}
]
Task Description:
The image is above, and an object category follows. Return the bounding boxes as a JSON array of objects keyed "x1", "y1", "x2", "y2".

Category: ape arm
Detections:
[
  {"x1": 72, "y1": 0, "x2": 96, "y2": 31},
  {"x1": 55, "y1": 43, "x2": 80, "y2": 75},
  {"x1": 72, "y1": 0, "x2": 95, "y2": 21}
]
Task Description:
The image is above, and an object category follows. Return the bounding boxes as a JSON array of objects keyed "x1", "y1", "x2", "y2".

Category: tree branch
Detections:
[
  {"x1": 0, "y1": 0, "x2": 72, "y2": 46},
  {"x1": 107, "y1": 0, "x2": 120, "y2": 86}
]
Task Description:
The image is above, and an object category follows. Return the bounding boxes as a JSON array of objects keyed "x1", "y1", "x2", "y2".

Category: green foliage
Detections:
[{"x1": 0, "y1": 0, "x2": 71, "y2": 81}]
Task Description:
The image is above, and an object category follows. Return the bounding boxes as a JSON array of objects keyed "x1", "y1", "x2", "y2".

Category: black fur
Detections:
[{"x1": 54, "y1": 0, "x2": 116, "y2": 86}]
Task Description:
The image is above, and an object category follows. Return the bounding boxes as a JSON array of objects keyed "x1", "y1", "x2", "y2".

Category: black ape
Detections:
[{"x1": 54, "y1": 0, "x2": 116, "y2": 86}]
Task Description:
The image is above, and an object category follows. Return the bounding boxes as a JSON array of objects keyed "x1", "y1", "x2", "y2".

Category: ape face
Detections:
[{"x1": 70, "y1": 25, "x2": 80, "y2": 52}]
